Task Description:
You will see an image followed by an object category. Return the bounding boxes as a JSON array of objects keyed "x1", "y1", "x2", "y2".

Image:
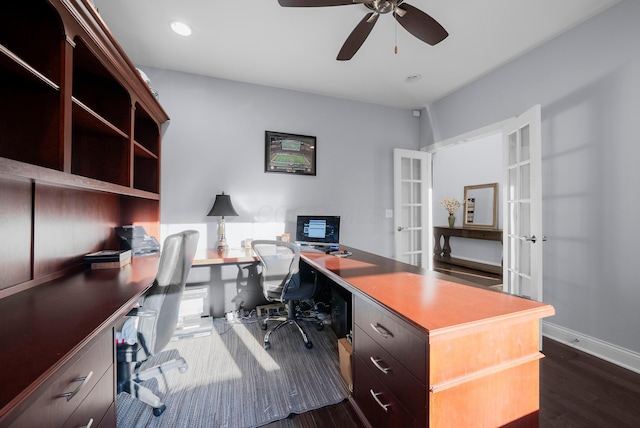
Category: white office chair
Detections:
[{"x1": 116, "y1": 230, "x2": 199, "y2": 416}]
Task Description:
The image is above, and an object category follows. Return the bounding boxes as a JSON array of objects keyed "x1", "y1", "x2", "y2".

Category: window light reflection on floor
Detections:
[{"x1": 235, "y1": 323, "x2": 281, "y2": 372}]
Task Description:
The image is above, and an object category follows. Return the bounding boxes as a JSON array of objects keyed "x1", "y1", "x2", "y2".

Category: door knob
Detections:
[{"x1": 397, "y1": 226, "x2": 406, "y2": 232}]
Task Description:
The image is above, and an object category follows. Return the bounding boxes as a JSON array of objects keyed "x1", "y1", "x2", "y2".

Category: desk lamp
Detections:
[{"x1": 207, "y1": 192, "x2": 238, "y2": 250}]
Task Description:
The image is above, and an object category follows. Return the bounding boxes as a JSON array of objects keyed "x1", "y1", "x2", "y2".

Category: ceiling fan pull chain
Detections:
[{"x1": 394, "y1": 10, "x2": 398, "y2": 54}]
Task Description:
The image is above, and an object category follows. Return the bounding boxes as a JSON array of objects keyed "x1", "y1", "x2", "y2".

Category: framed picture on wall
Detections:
[{"x1": 264, "y1": 131, "x2": 316, "y2": 176}]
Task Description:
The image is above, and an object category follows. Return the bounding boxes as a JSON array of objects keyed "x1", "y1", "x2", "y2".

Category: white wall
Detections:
[
  {"x1": 142, "y1": 68, "x2": 421, "y2": 259},
  {"x1": 431, "y1": 134, "x2": 503, "y2": 265},
  {"x1": 424, "y1": 0, "x2": 640, "y2": 358}
]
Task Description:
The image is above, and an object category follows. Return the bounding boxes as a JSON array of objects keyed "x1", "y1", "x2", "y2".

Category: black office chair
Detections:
[
  {"x1": 116, "y1": 230, "x2": 199, "y2": 416},
  {"x1": 251, "y1": 240, "x2": 321, "y2": 350}
]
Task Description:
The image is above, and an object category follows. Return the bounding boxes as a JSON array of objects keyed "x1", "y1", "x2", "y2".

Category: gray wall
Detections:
[
  {"x1": 143, "y1": 67, "x2": 420, "y2": 259},
  {"x1": 424, "y1": 0, "x2": 640, "y2": 354}
]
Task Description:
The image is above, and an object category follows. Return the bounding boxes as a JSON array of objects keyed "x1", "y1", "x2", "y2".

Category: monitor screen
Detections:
[{"x1": 295, "y1": 215, "x2": 340, "y2": 246}]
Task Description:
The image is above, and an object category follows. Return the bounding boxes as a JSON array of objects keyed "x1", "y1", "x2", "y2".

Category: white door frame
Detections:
[
  {"x1": 427, "y1": 106, "x2": 543, "y2": 304},
  {"x1": 393, "y1": 148, "x2": 432, "y2": 268}
]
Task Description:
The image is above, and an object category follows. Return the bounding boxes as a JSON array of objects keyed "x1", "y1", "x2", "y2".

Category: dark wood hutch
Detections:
[{"x1": 0, "y1": 0, "x2": 168, "y2": 426}]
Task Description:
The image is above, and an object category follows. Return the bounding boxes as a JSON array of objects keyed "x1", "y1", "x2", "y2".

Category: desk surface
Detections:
[
  {"x1": 192, "y1": 248, "x2": 258, "y2": 266},
  {"x1": 0, "y1": 256, "x2": 159, "y2": 419},
  {"x1": 301, "y1": 246, "x2": 554, "y2": 342}
]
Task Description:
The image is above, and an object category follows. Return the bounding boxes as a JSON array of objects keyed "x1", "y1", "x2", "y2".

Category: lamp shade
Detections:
[{"x1": 207, "y1": 192, "x2": 238, "y2": 217}]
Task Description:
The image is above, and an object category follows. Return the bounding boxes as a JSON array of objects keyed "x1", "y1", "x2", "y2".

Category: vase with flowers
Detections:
[{"x1": 440, "y1": 197, "x2": 461, "y2": 228}]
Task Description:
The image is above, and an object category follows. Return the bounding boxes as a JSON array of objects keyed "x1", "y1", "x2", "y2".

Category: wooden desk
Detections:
[
  {"x1": 192, "y1": 248, "x2": 258, "y2": 266},
  {"x1": 433, "y1": 226, "x2": 503, "y2": 274},
  {"x1": 0, "y1": 256, "x2": 159, "y2": 427},
  {"x1": 301, "y1": 247, "x2": 554, "y2": 427}
]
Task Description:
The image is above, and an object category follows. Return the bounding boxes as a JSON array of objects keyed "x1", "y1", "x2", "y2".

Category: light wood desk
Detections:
[
  {"x1": 300, "y1": 246, "x2": 555, "y2": 428},
  {"x1": 192, "y1": 248, "x2": 258, "y2": 266}
]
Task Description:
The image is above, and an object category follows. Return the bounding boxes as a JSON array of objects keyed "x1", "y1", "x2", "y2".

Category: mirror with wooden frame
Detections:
[{"x1": 463, "y1": 183, "x2": 498, "y2": 229}]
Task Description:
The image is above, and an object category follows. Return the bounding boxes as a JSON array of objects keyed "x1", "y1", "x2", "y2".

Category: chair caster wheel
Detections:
[
  {"x1": 153, "y1": 404, "x2": 166, "y2": 416},
  {"x1": 178, "y1": 365, "x2": 188, "y2": 374},
  {"x1": 264, "y1": 341, "x2": 271, "y2": 350},
  {"x1": 316, "y1": 322, "x2": 324, "y2": 331},
  {"x1": 305, "y1": 341, "x2": 313, "y2": 349}
]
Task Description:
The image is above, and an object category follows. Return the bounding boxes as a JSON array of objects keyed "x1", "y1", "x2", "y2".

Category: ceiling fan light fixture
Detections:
[{"x1": 170, "y1": 21, "x2": 192, "y2": 36}]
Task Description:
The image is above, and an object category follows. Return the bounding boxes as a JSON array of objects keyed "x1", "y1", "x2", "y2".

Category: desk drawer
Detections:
[
  {"x1": 62, "y1": 366, "x2": 114, "y2": 428},
  {"x1": 353, "y1": 354, "x2": 417, "y2": 428},
  {"x1": 355, "y1": 325, "x2": 426, "y2": 421},
  {"x1": 354, "y1": 296, "x2": 427, "y2": 380},
  {"x1": 11, "y1": 329, "x2": 114, "y2": 428}
]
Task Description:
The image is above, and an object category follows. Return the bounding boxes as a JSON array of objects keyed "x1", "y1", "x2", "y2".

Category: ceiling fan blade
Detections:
[
  {"x1": 278, "y1": 0, "x2": 368, "y2": 6},
  {"x1": 395, "y1": 3, "x2": 448, "y2": 45},
  {"x1": 337, "y1": 12, "x2": 379, "y2": 61}
]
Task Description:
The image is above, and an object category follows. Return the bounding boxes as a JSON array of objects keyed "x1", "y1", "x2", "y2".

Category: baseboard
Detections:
[{"x1": 543, "y1": 321, "x2": 640, "y2": 374}]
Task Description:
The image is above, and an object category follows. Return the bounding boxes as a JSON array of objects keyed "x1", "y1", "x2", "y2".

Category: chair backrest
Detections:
[
  {"x1": 137, "y1": 230, "x2": 200, "y2": 356},
  {"x1": 251, "y1": 240, "x2": 300, "y2": 302}
]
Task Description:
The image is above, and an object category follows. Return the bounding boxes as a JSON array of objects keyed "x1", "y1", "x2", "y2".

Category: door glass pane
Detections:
[
  {"x1": 508, "y1": 168, "x2": 517, "y2": 200},
  {"x1": 521, "y1": 202, "x2": 530, "y2": 236},
  {"x1": 509, "y1": 271, "x2": 519, "y2": 294},
  {"x1": 509, "y1": 132, "x2": 518, "y2": 165},
  {"x1": 413, "y1": 230, "x2": 422, "y2": 249},
  {"x1": 401, "y1": 182, "x2": 411, "y2": 204},
  {"x1": 401, "y1": 205, "x2": 410, "y2": 226},
  {"x1": 412, "y1": 159, "x2": 421, "y2": 180},
  {"x1": 413, "y1": 206, "x2": 422, "y2": 227},
  {"x1": 508, "y1": 237, "x2": 518, "y2": 269},
  {"x1": 520, "y1": 125, "x2": 530, "y2": 162},
  {"x1": 508, "y1": 202, "x2": 517, "y2": 235},
  {"x1": 400, "y1": 231, "x2": 411, "y2": 253},
  {"x1": 520, "y1": 276, "x2": 531, "y2": 298},
  {"x1": 401, "y1": 158, "x2": 411, "y2": 180},
  {"x1": 520, "y1": 163, "x2": 530, "y2": 199},
  {"x1": 412, "y1": 182, "x2": 422, "y2": 203},
  {"x1": 521, "y1": 241, "x2": 531, "y2": 276}
]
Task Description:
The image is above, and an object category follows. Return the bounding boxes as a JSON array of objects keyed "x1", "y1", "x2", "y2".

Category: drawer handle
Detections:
[
  {"x1": 81, "y1": 418, "x2": 94, "y2": 428},
  {"x1": 370, "y1": 323, "x2": 392, "y2": 339},
  {"x1": 58, "y1": 371, "x2": 93, "y2": 402},
  {"x1": 370, "y1": 357, "x2": 391, "y2": 374},
  {"x1": 369, "y1": 389, "x2": 390, "y2": 412}
]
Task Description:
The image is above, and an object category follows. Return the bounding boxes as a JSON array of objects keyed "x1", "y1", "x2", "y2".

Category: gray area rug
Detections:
[{"x1": 117, "y1": 317, "x2": 348, "y2": 428}]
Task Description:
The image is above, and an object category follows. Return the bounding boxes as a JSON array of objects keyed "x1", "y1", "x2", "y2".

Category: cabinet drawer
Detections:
[
  {"x1": 11, "y1": 329, "x2": 114, "y2": 428},
  {"x1": 354, "y1": 296, "x2": 426, "y2": 380},
  {"x1": 354, "y1": 325, "x2": 426, "y2": 421},
  {"x1": 353, "y1": 354, "x2": 417, "y2": 428},
  {"x1": 63, "y1": 366, "x2": 114, "y2": 428}
]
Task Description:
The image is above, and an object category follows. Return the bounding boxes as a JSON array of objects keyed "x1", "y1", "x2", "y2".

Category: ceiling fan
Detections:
[{"x1": 278, "y1": 0, "x2": 448, "y2": 61}]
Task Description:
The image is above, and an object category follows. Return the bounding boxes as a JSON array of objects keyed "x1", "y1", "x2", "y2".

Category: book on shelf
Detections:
[
  {"x1": 83, "y1": 249, "x2": 132, "y2": 264},
  {"x1": 90, "y1": 258, "x2": 132, "y2": 270}
]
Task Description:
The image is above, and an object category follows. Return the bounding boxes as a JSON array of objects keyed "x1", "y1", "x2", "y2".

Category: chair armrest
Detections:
[{"x1": 125, "y1": 307, "x2": 157, "y2": 318}]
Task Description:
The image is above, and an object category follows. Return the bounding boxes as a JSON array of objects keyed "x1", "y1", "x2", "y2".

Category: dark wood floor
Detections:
[
  {"x1": 263, "y1": 337, "x2": 640, "y2": 427},
  {"x1": 432, "y1": 259, "x2": 503, "y2": 288}
]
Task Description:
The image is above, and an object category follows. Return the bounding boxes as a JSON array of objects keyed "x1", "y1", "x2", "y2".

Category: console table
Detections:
[{"x1": 433, "y1": 226, "x2": 503, "y2": 274}]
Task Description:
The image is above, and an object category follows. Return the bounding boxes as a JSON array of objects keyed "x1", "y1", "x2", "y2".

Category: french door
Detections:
[
  {"x1": 393, "y1": 149, "x2": 431, "y2": 268},
  {"x1": 502, "y1": 105, "x2": 543, "y2": 302}
]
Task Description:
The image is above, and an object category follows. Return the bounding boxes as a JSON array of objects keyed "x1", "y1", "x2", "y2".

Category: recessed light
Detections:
[
  {"x1": 406, "y1": 74, "x2": 422, "y2": 83},
  {"x1": 170, "y1": 21, "x2": 192, "y2": 36}
]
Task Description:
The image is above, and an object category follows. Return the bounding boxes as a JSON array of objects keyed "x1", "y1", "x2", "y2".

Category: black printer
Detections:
[{"x1": 115, "y1": 225, "x2": 160, "y2": 256}]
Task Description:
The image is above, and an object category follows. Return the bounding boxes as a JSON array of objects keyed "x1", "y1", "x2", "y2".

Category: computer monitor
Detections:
[{"x1": 295, "y1": 215, "x2": 340, "y2": 247}]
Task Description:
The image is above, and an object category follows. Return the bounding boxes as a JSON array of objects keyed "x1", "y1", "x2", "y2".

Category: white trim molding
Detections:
[{"x1": 543, "y1": 321, "x2": 640, "y2": 375}]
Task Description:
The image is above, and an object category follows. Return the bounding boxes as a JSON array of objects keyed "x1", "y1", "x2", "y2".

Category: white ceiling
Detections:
[{"x1": 91, "y1": 0, "x2": 619, "y2": 109}]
